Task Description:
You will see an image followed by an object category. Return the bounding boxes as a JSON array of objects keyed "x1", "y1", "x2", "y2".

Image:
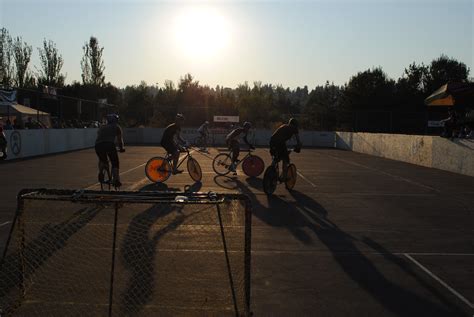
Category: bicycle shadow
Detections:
[
  {"x1": 213, "y1": 175, "x2": 239, "y2": 190},
  {"x1": 139, "y1": 183, "x2": 184, "y2": 192},
  {"x1": 183, "y1": 181, "x2": 202, "y2": 193},
  {"x1": 234, "y1": 178, "x2": 462, "y2": 316},
  {"x1": 0, "y1": 206, "x2": 102, "y2": 312},
  {"x1": 285, "y1": 189, "x2": 463, "y2": 316}
]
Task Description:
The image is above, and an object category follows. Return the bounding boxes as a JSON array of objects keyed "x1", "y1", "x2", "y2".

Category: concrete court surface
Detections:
[{"x1": 0, "y1": 146, "x2": 473, "y2": 316}]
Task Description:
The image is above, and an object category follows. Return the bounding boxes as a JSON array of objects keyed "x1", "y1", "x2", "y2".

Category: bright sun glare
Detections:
[{"x1": 174, "y1": 8, "x2": 230, "y2": 59}]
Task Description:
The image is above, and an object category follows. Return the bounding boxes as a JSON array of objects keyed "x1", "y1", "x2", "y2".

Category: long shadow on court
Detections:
[
  {"x1": 118, "y1": 204, "x2": 186, "y2": 315},
  {"x1": 232, "y1": 177, "x2": 465, "y2": 316},
  {"x1": 0, "y1": 206, "x2": 101, "y2": 314}
]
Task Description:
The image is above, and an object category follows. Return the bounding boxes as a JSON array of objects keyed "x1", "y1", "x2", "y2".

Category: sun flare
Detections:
[{"x1": 173, "y1": 8, "x2": 230, "y2": 59}]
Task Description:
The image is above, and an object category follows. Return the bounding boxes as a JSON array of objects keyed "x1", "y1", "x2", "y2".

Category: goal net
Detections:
[{"x1": 0, "y1": 189, "x2": 251, "y2": 316}]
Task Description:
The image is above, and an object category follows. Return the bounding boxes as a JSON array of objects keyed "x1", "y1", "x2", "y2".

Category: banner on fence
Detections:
[{"x1": 213, "y1": 115, "x2": 239, "y2": 123}]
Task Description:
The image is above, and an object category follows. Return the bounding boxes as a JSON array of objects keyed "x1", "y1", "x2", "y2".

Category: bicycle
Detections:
[
  {"x1": 98, "y1": 148, "x2": 125, "y2": 191},
  {"x1": 212, "y1": 148, "x2": 265, "y2": 177},
  {"x1": 145, "y1": 146, "x2": 202, "y2": 183},
  {"x1": 193, "y1": 134, "x2": 208, "y2": 149},
  {"x1": 263, "y1": 149, "x2": 297, "y2": 195}
]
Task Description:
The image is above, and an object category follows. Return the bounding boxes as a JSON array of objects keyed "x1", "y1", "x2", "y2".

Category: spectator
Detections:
[
  {"x1": 4, "y1": 119, "x2": 13, "y2": 130},
  {"x1": 25, "y1": 117, "x2": 35, "y2": 129},
  {"x1": 13, "y1": 119, "x2": 22, "y2": 129},
  {"x1": 0, "y1": 126, "x2": 7, "y2": 160},
  {"x1": 441, "y1": 108, "x2": 457, "y2": 138}
]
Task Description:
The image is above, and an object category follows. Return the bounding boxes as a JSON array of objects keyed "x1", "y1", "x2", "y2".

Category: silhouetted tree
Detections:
[
  {"x1": 0, "y1": 28, "x2": 14, "y2": 86},
  {"x1": 81, "y1": 36, "x2": 105, "y2": 86},
  {"x1": 395, "y1": 62, "x2": 429, "y2": 109},
  {"x1": 12, "y1": 36, "x2": 32, "y2": 88},
  {"x1": 37, "y1": 39, "x2": 65, "y2": 87},
  {"x1": 425, "y1": 54, "x2": 470, "y2": 93}
]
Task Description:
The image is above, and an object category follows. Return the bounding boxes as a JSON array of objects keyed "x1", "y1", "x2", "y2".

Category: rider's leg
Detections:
[
  {"x1": 0, "y1": 144, "x2": 6, "y2": 160},
  {"x1": 279, "y1": 144, "x2": 290, "y2": 181},
  {"x1": 230, "y1": 140, "x2": 240, "y2": 172},
  {"x1": 172, "y1": 148, "x2": 183, "y2": 174},
  {"x1": 108, "y1": 145, "x2": 121, "y2": 187},
  {"x1": 281, "y1": 158, "x2": 290, "y2": 181},
  {"x1": 95, "y1": 143, "x2": 109, "y2": 182}
]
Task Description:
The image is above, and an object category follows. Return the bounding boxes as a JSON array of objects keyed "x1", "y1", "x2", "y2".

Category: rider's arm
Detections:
[
  {"x1": 295, "y1": 133, "x2": 302, "y2": 147},
  {"x1": 243, "y1": 131, "x2": 254, "y2": 148},
  {"x1": 177, "y1": 128, "x2": 186, "y2": 145}
]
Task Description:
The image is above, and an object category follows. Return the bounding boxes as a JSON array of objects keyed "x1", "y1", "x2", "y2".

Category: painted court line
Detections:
[
  {"x1": 327, "y1": 154, "x2": 438, "y2": 192},
  {"x1": 85, "y1": 162, "x2": 147, "y2": 189},
  {"x1": 297, "y1": 171, "x2": 317, "y2": 188},
  {"x1": 404, "y1": 253, "x2": 474, "y2": 309},
  {"x1": 0, "y1": 221, "x2": 11, "y2": 228}
]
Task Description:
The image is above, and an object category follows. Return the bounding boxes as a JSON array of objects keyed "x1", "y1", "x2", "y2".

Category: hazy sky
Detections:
[{"x1": 1, "y1": 0, "x2": 472, "y2": 89}]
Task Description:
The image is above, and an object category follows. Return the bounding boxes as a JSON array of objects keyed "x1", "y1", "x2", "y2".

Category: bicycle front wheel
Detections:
[
  {"x1": 285, "y1": 163, "x2": 297, "y2": 191},
  {"x1": 187, "y1": 157, "x2": 202, "y2": 182},
  {"x1": 242, "y1": 155, "x2": 265, "y2": 177},
  {"x1": 145, "y1": 157, "x2": 172, "y2": 183},
  {"x1": 263, "y1": 165, "x2": 278, "y2": 195},
  {"x1": 212, "y1": 153, "x2": 232, "y2": 176}
]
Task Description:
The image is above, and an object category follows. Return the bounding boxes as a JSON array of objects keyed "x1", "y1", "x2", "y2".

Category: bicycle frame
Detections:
[
  {"x1": 166, "y1": 147, "x2": 193, "y2": 169},
  {"x1": 228, "y1": 149, "x2": 254, "y2": 168}
]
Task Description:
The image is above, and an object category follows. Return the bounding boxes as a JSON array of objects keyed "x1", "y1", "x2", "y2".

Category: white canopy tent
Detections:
[{"x1": 0, "y1": 102, "x2": 51, "y2": 128}]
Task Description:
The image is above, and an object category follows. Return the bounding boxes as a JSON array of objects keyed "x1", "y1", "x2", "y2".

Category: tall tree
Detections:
[
  {"x1": 425, "y1": 54, "x2": 470, "y2": 92},
  {"x1": 0, "y1": 28, "x2": 14, "y2": 86},
  {"x1": 343, "y1": 67, "x2": 396, "y2": 110},
  {"x1": 37, "y1": 39, "x2": 65, "y2": 87},
  {"x1": 395, "y1": 62, "x2": 429, "y2": 109},
  {"x1": 12, "y1": 36, "x2": 32, "y2": 88},
  {"x1": 81, "y1": 36, "x2": 105, "y2": 86}
]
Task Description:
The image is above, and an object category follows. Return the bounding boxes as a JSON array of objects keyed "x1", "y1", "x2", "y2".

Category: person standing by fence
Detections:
[{"x1": 0, "y1": 126, "x2": 7, "y2": 160}]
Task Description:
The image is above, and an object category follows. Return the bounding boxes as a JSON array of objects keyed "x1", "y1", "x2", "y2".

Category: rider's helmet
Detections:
[
  {"x1": 176, "y1": 113, "x2": 185, "y2": 121},
  {"x1": 106, "y1": 113, "x2": 119, "y2": 124},
  {"x1": 288, "y1": 117, "x2": 298, "y2": 128},
  {"x1": 243, "y1": 121, "x2": 252, "y2": 130}
]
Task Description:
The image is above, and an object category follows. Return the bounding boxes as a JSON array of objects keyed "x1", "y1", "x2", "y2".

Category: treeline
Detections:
[{"x1": 1, "y1": 27, "x2": 471, "y2": 132}]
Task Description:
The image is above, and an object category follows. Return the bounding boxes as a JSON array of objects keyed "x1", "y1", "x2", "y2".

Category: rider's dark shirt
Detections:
[
  {"x1": 226, "y1": 127, "x2": 250, "y2": 145},
  {"x1": 161, "y1": 123, "x2": 180, "y2": 144},
  {"x1": 96, "y1": 124, "x2": 123, "y2": 145},
  {"x1": 271, "y1": 124, "x2": 298, "y2": 144}
]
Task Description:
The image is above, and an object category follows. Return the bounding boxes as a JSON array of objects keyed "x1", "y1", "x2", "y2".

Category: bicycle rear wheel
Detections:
[
  {"x1": 242, "y1": 154, "x2": 265, "y2": 177},
  {"x1": 263, "y1": 165, "x2": 278, "y2": 195},
  {"x1": 145, "y1": 156, "x2": 172, "y2": 183},
  {"x1": 212, "y1": 153, "x2": 232, "y2": 176},
  {"x1": 187, "y1": 157, "x2": 202, "y2": 182},
  {"x1": 100, "y1": 167, "x2": 111, "y2": 191},
  {"x1": 193, "y1": 136, "x2": 203, "y2": 147},
  {"x1": 285, "y1": 163, "x2": 297, "y2": 191}
]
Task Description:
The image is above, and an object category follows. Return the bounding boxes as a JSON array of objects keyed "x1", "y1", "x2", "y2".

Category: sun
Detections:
[{"x1": 173, "y1": 7, "x2": 230, "y2": 59}]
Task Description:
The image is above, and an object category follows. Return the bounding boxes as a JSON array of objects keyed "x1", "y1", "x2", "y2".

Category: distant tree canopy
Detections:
[{"x1": 1, "y1": 27, "x2": 472, "y2": 133}]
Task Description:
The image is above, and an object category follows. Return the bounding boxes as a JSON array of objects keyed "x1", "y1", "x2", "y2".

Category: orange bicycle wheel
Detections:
[{"x1": 145, "y1": 157, "x2": 172, "y2": 183}]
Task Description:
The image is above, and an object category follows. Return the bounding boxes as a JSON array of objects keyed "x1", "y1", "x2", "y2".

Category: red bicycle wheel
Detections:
[{"x1": 242, "y1": 155, "x2": 265, "y2": 177}]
